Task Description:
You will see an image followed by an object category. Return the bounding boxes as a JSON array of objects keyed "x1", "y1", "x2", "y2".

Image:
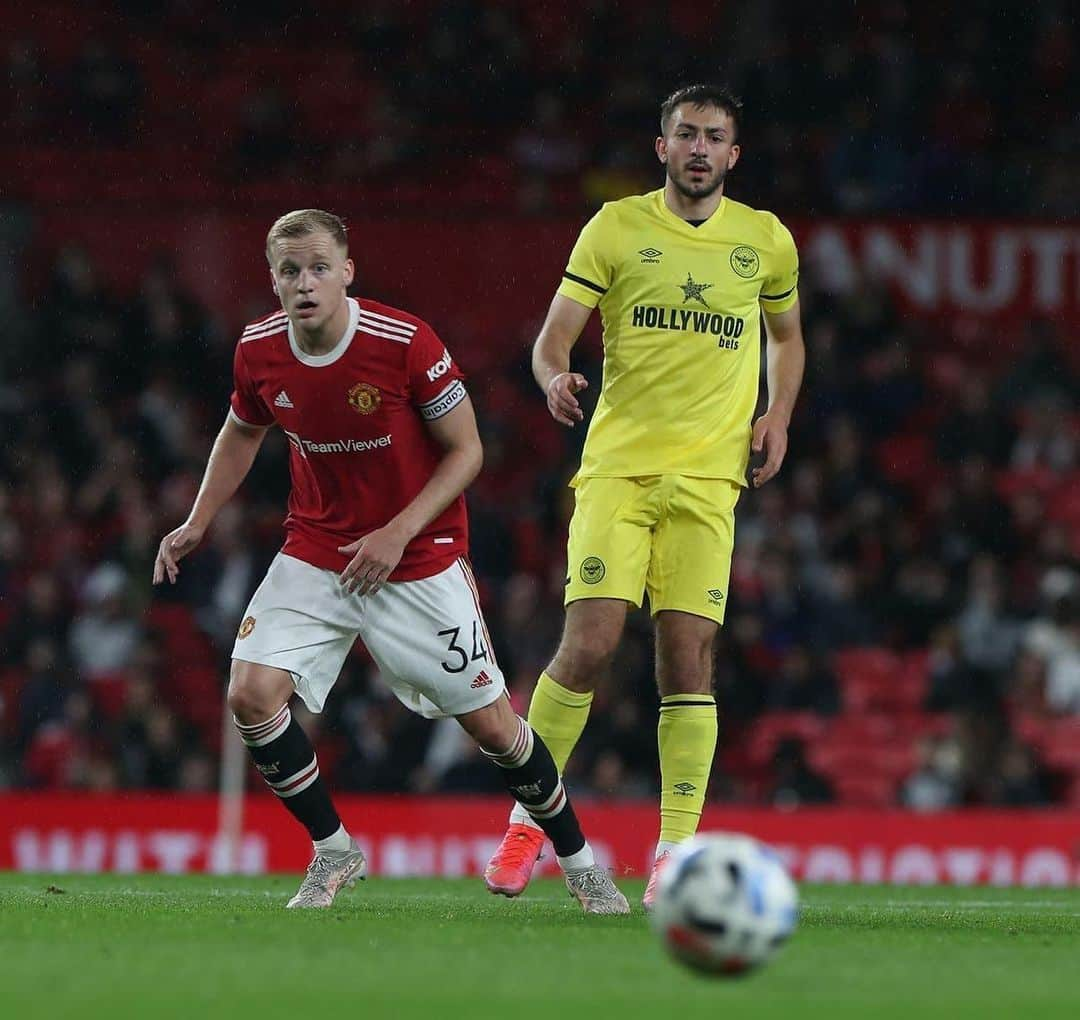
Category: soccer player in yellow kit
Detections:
[{"x1": 485, "y1": 84, "x2": 805, "y2": 908}]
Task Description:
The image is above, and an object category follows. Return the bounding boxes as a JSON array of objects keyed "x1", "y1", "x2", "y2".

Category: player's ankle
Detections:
[
  {"x1": 313, "y1": 824, "x2": 352, "y2": 853},
  {"x1": 557, "y1": 842, "x2": 596, "y2": 875}
]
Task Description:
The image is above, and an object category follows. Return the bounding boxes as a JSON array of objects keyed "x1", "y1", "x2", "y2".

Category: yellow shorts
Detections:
[{"x1": 564, "y1": 474, "x2": 741, "y2": 624}]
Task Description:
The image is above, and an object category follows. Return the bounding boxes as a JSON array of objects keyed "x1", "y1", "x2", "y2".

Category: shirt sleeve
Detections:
[
  {"x1": 229, "y1": 341, "x2": 275, "y2": 427},
  {"x1": 408, "y1": 322, "x2": 468, "y2": 421},
  {"x1": 759, "y1": 217, "x2": 800, "y2": 314},
  {"x1": 555, "y1": 204, "x2": 616, "y2": 309}
]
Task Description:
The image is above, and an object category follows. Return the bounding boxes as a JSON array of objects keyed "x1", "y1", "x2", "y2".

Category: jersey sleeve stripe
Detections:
[
  {"x1": 358, "y1": 309, "x2": 417, "y2": 334},
  {"x1": 418, "y1": 379, "x2": 466, "y2": 420},
  {"x1": 760, "y1": 284, "x2": 797, "y2": 301},
  {"x1": 242, "y1": 313, "x2": 287, "y2": 336},
  {"x1": 357, "y1": 323, "x2": 412, "y2": 344},
  {"x1": 357, "y1": 315, "x2": 414, "y2": 339},
  {"x1": 562, "y1": 271, "x2": 606, "y2": 295},
  {"x1": 228, "y1": 407, "x2": 270, "y2": 428},
  {"x1": 241, "y1": 321, "x2": 288, "y2": 343}
]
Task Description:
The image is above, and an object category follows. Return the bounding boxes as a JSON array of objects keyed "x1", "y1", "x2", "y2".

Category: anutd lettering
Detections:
[{"x1": 631, "y1": 305, "x2": 745, "y2": 349}]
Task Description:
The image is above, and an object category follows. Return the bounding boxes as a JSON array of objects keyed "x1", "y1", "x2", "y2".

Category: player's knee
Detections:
[
  {"x1": 657, "y1": 648, "x2": 713, "y2": 695},
  {"x1": 469, "y1": 714, "x2": 513, "y2": 754},
  {"x1": 457, "y1": 696, "x2": 518, "y2": 753},
  {"x1": 227, "y1": 662, "x2": 287, "y2": 724},
  {"x1": 553, "y1": 633, "x2": 618, "y2": 687},
  {"x1": 656, "y1": 634, "x2": 715, "y2": 695}
]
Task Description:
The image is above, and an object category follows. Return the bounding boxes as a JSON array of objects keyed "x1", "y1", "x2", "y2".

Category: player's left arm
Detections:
[
  {"x1": 338, "y1": 396, "x2": 483, "y2": 595},
  {"x1": 752, "y1": 298, "x2": 806, "y2": 488}
]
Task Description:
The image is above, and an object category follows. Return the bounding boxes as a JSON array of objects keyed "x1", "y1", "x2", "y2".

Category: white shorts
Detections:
[{"x1": 231, "y1": 553, "x2": 505, "y2": 719}]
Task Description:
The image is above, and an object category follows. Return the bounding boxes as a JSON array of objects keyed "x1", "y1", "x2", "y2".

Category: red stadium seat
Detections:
[
  {"x1": 745, "y1": 711, "x2": 828, "y2": 766},
  {"x1": 0, "y1": 668, "x2": 28, "y2": 739},
  {"x1": 876, "y1": 433, "x2": 934, "y2": 486},
  {"x1": 834, "y1": 648, "x2": 931, "y2": 714},
  {"x1": 825, "y1": 713, "x2": 897, "y2": 745},
  {"x1": 834, "y1": 647, "x2": 901, "y2": 686},
  {"x1": 995, "y1": 467, "x2": 1060, "y2": 500},
  {"x1": 1035, "y1": 719, "x2": 1080, "y2": 775},
  {"x1": 89, "y1": 672, "x2": 129, "y2": 720},
  {"x1": 831, "y1": 773, "x2": 897, "y2": 807}
]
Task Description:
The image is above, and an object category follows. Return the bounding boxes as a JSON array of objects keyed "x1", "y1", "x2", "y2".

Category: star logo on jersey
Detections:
[
  {"x1": 347, "y1": 382, "x2": 381, "y2": 415},
  {"x1": 678, "y1": 273, "x2": 713, "y2": 308},
  {"x1": 730, "y1": 245, "x2": 760, "y2": 278}
]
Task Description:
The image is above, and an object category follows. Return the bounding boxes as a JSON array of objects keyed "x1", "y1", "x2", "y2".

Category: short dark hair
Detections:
[
  {"x1": 660, "y1": 84, "x2": 743, "y2": 139},
  {"x1": 266, "y1": 209, "x2": 348, "y2": 260}
]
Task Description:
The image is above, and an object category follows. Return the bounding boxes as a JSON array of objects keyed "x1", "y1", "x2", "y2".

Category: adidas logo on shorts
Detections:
[{"x1": 470, "y1": 670, "x2": 493, "y2": 689}]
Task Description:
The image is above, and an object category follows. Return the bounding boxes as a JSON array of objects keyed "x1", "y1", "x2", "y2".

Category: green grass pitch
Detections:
[{"x1": 2, "y1": 874, "x2": 1079, "y2": 1019}]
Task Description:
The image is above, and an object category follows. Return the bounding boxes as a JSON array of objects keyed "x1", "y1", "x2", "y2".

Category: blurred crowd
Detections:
[
  {"x1": 5, "y1": 0, "x2": 1077, "y2": 216},
  {"x1": 1, "y1": 0, "x2": 1077, "y2": 808},
  {"x1": 1, "y1": 238, "x2": 1076, "y2": 808}
]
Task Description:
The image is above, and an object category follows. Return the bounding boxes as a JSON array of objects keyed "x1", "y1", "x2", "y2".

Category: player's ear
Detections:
[
  {"x1": 728, "y1": 143, "x2": 741, "y2": 170},
  {"x1": 343, "y1": 258, "x2": 355, "y2": 288},
  {"x1": 655, "y1": 135, "x2": 667, "y2": 164},
  {"x1": 270, "y1": 270, "x2": 279, "y2": 297}
]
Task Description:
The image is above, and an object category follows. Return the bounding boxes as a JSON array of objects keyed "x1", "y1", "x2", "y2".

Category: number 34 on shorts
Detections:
[
  {"x1": 438, "y1": 619, "x2": 491, "y2": 675},
  {"x1": 233, "y1": 553, "x2": 505, "y2": 720}
]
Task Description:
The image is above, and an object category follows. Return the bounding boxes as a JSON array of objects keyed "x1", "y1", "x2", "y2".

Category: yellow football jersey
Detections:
[{"x1": 557, "y1": 188, "x2": 799, "y2": 485}]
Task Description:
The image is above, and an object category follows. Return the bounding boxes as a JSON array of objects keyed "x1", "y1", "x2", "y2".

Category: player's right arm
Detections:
[
  {"x1": 532, "y1": 294, "x2": 593, "y2": 426},
  {"x1": 533, "y1": 204, "x2": 615, "y2": 427},
  {"x1": 153, "y1": 414, "x2": 268, "y2": 585}
]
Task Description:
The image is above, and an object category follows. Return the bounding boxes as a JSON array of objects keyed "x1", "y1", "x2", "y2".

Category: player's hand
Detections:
[
  {"x1": 153, "y1": 522, "x2": 206, "y2": 585},
  {"x1": 338, "y1": 525, "x2": 408, "y2": 596},
  {"x1": 546, "y1": 372, "x2": 588, "y2": 427},
  {"x1": 750, "y1": 412, "x2": 789, "y2": 488}
]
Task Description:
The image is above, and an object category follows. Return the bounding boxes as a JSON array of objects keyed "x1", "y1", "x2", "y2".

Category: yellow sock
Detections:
[
  {"x1": 658, "y1": 694, "x2": 718, "y2": 845},
  {"x1": 527, "y1": 670, "x2": 593, "y2": 773}
]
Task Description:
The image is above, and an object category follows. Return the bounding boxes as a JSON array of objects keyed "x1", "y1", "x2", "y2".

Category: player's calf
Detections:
[
  {"x1": 231, "y1": 663, "x2": 359, "y2": 905},
  {"x1": 469, "y1": 707, "x2": 628, "y2": 914}
]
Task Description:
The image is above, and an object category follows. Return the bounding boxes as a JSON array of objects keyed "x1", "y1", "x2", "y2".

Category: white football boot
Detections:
[{"x1": 286, "y1": 838, "x2": 367, "y2": 909}]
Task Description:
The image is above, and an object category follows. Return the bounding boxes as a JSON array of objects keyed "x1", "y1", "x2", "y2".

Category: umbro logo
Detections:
[
  {"x1": 274, "y1": 390, "x2": 295, "y2": 409},
  {"x1": 639, "y1": 247, "x2": 663, "y2": 263},
  {"x1": 470, "y1": 670, "x2": 493, "y2": 689},
  {"x1": 673, "y1": 781, "x2": 697, "y2": 796},
  {"x1": 707, "y1": 589, "x2": 724, "y2": 601}
]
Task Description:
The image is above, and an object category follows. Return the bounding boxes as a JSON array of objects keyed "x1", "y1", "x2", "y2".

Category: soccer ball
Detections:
[{"x1": 649, "y1": 832, "x2": 798, "y2": 976}]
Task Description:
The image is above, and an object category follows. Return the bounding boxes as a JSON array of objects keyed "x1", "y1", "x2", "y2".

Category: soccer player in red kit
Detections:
[{"x1": 153, "y1": 209, "x2": 627, "y2": 914}]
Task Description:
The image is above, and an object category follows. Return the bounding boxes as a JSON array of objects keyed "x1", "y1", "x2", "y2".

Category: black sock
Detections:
[
  {"x1": 484, "y1": 716, "x2": 586, "y2": 858},
  {"x1": 235, "y1": 705, "x2": 341, "y2": 842}
]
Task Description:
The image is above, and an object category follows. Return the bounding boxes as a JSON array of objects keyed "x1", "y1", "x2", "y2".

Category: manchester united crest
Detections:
[
  {"x1": 347, "y1": 382, "x2": 381, "y2": 415},
  {"x1": 238, "y1": 616, "x2": 256, "y2": 639}
]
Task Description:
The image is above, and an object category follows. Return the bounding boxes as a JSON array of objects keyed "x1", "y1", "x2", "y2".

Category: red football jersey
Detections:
[{"x1": 230, "y1": 297, "x2": 469, "y2": 581}]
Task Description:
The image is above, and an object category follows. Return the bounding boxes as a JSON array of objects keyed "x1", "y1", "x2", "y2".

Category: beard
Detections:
[{"x1": 669, "y1": 163, "x2": 727, "y2": 200}]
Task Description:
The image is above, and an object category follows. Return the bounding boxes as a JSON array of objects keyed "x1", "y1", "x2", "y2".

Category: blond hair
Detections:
[{"x1": 265, "y1": 209, "x2": 348, "y2": 261}]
